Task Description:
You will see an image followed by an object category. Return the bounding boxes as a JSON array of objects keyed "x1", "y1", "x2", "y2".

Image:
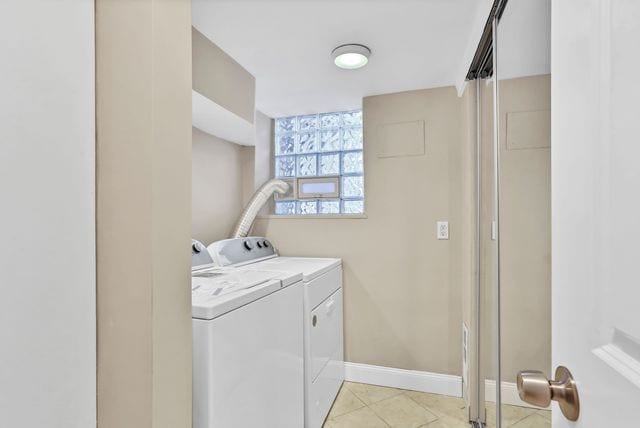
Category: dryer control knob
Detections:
[
  {"x1": 243, "y1": 240, "x2": 253, "y2": 251},
  {"x1": 256, "y1": 241, "x2": 263, "y2": 248},
  {"x1": 263, "y1": 240, "x2": 270, "y2": 248}
]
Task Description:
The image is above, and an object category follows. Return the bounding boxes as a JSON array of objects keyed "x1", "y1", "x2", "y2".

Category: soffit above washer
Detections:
[{"x1": 192, "y1": 0, "x2": 481, "y2": 118}]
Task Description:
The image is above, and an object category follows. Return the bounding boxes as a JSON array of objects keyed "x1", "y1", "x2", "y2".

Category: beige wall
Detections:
[
  {"x1": 192, "y1": 27, "x2": 255, "y2": 124},
  {"x1": 254, "y1": 86, "x2": 474, "y2": 375},
  {"x1": 191, "y1": 24, "x2": 259, "y2": 244},
  {"x1": 479, "y1": 74, "x2": 551, "y2": 390},
  {"x1": 459, "y1": 81, "x2": 480, "y2": 419},
  {"x1": 498, "y1": 74, "x2": 551, "y2": 382},
  {"x1": 192, "y1": 128, "x2": 249, "y2": 244},
  {"x1": 479, "y1": 78, "x2": 498, "y2": 408},
  {"x1": 190, "y1": 76, "x2": 549, "y2": 389},
  {"x1": 241, "y1": 146, "x2": 256, "y2": 207},
  {"x1": 254, "y1": 110, "x2": 274, "y2": 190},
  {"x1": 96, "y1": 1, "x2": 192, "y2": 427}
]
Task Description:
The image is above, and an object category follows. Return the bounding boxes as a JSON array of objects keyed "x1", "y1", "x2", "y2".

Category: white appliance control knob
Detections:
[
  {"x1": 192, "y1": 241, "x2": 207, "y2": 254},
  {"x1": 243, "y1": 240, "x2": 253, "y2": 251}
]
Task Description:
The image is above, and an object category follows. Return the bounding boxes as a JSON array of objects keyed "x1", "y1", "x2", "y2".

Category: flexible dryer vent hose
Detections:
[{"x1": 231, "y1": 179, "x2": 289, "y2": 238}]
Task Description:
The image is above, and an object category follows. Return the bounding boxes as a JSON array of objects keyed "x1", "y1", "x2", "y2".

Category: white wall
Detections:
[{"x1": 0, "y1": 2, "x2": 96, "y2": 427}]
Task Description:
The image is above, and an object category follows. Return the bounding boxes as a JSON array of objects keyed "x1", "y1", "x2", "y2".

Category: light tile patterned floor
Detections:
[
  {"x1": 484, "y1": 401, "x2": 551, "y2": 427},
  {"x1": 323, "y1": 382, "x2": 551, "y2": 428}
]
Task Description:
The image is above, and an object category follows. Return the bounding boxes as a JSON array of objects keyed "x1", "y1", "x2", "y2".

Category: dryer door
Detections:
[
  {"x1": 308, "y1": 288, "x2": 344, "y2": 428},
  {"x1": 309, "y1": 288, "x2": 343, "y2": 383}
]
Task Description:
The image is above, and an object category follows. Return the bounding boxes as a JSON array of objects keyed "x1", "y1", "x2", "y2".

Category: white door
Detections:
[{"x1": 552, "y1": 0, "x2": 640, "y2": 425}]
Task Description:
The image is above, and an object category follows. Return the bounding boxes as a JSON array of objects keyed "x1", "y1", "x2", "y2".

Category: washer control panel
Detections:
[
  {"x1": 207, "y1": 236, "x2": 276, "y2": 267},
  {"x1": 192, "y1": 239, "x2": 214, "y2": 269}
]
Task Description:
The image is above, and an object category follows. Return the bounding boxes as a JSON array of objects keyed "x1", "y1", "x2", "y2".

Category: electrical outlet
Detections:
[{"x1": 437, "y1": 221, "x2": 449, "y2": 240}]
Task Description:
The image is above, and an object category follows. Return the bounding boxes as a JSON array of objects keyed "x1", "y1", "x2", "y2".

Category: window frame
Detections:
[{"x1": 297, "y1": 176, "x2": 340, "y2": 199}]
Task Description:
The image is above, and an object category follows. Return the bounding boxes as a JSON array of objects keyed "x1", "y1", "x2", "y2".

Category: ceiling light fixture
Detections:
[{"x1": 332, "y1": 44, "x2": 371, "y2": 70}]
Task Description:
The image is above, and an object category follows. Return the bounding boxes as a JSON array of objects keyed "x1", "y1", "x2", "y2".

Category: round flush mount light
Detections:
[{"x1": 332, "y1": 44, "x2": 371, "y2": 70}]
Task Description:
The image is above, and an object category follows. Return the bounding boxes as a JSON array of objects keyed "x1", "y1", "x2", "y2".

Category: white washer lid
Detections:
[
  {"x1": 233, "y1": 265, "x2": 302, "y2": 287},
  {"x1": 244, "y1": 257, "x2": 341, "y2": 282},
  {"x1": 191, "y1": 270, "x2": 285, "y2": 320}
]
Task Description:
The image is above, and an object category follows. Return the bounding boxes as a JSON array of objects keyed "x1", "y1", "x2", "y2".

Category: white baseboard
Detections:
[
  {"x1": 344, "y1": 362, "x2": 462, "y2": 398},
  {"x1": 484, "y1": 380, "x2": 550, "y2": 410}
]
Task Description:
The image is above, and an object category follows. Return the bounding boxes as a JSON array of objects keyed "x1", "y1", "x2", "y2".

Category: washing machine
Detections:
[
  {"x1": 207, "y1": 237, "x2": 344, "y2": 428},
  {"x1": 191, "y1": 241, "x2": 304, "y2": 428}
]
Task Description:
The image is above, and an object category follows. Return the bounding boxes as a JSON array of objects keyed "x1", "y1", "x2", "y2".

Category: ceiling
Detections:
[
  {"x1": 498, "y1": 0, "x2": 551, "y2": 80},
  {"x1": 192, "y1": 0, "x2": 482, "y2": 118}
]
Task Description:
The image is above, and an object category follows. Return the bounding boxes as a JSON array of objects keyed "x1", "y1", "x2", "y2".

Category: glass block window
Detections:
[{"x1": 275, "y1": 109, "x2": 364, "y2": 215}]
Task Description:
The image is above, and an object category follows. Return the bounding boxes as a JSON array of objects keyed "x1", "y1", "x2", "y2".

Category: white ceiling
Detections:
[
  {"x1": 498, "y1": 0, "x2": 551, "y2": 80},
  {"x1": 192, "y1": 0, "x2": 482, "y2": 118}
]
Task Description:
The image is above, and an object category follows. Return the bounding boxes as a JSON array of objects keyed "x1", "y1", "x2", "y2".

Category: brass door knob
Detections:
[{"x1": 517, "y1": 366, "x2": 580, "y2": 421}]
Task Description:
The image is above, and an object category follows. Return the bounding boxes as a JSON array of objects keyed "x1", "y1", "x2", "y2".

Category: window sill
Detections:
[{"x1": 256, "y1": 214, "x2": 368, "y2": 220}]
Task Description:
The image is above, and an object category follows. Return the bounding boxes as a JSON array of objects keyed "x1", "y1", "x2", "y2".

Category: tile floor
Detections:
[
  {"x1": 322, "y1": 382, "x2": 551, "y2": 428},
  {"x1": 484, "y1": 402, "x2": 551, "y2": 427}
]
